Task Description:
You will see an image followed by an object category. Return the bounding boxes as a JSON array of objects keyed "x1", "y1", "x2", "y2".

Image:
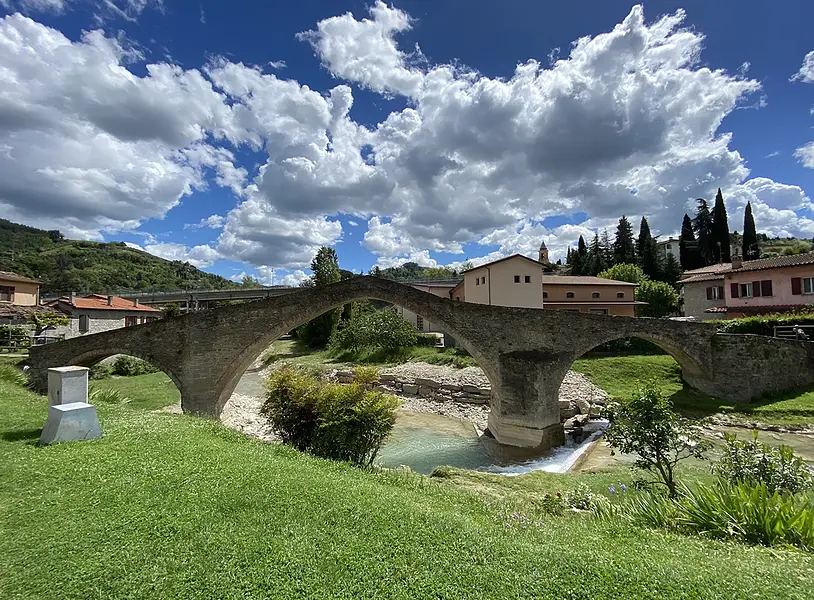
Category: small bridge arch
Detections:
[{"x1": 28, "y1": 276, "x2": 814, "y2": 450}]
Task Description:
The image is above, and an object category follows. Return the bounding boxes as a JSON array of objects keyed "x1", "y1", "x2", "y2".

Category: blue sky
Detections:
[{"x1": 1, "y1": 0, "x2": 813, "y2": 285}]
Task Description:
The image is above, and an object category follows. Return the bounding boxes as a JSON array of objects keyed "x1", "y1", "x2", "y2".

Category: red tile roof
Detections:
[
  {"x1": 49, "y1": 294, "x2": 160, "y2": 312},
  {"x1": 0, "y1": 270, "x2": 40, "y2": 284},
  {"x1": 682, "y1": 252, "x2": 814, "y2": 284}
]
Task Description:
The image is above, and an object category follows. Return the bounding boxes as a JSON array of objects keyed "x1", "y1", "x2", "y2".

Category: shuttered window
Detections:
[
  {"x1": 760, "y1": 280, "x2": 773, "y2": 296},
  {"x1": 730, "y1": 283, "x2": 739, "y2": 298},
  {"x1": 792, "y1": 277, "x2": 802, "y2": 295}
]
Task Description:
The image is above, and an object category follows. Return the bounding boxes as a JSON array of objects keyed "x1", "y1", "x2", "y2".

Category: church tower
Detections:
[{"x1": 538, "y1": 240, "x2": 549, "y2": 264}]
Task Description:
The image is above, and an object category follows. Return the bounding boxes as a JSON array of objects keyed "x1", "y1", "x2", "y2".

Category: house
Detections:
[
  {"x1": 679, "y1": 252, "x2": 814, "y2": 319},
  {"x1": 397, "y1": 282, "x2": 461, "y2": 332},
  {"x1": 0, "y1": 270, "x2": 45, "y2": 324},
  {"x1": 655, "y1": 237, "x2": 680, "y2": 264},
  {"x1": 45, "y1": 294, "x2": 161, "y2": 338},
  {"x1": 452, "y1": 251, "x2": 643, "y2": 315}
]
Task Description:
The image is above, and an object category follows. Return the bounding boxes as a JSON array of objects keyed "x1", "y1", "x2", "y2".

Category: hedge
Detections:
[{"x1": 714, "y1": 311, "x2": 814, "y2": 336}]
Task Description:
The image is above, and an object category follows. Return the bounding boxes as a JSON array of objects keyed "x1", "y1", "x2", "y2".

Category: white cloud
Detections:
[
  {"x1": 185, "y1": 214, "x2": 225, "y2": 230},
  {"x1": 140, "y1": 242, "x2": 220, "y2": 268},
  {"x1": 795, "y1": 142, "x2": 814, "y2": 169},
  {"x1": 376, "y1": 250, "x2": 438, "y2": 269},
  {"x1": 1, "y1": 0, "x2": 67, "y2": 13},
  {"x1": 275, "y1": 269, "x2": 309, "y2": 287},
  {"x1": 792, "y1": 50, "x2": 814, "y2": 84},
  {"x1": 348, "y1": 220, "x2": 359, "y2": 226},
  {"x1": 267, "y1": 60, "x2": 287, "y2": 70},
  {"x1": 765, "y1": 150, "x2": 780, "y2": 159}
]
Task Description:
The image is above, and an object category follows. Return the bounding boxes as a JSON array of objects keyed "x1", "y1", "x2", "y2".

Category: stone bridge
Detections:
[{"x1": 27, "y1": 276, "x2": 814, "y2": 449}]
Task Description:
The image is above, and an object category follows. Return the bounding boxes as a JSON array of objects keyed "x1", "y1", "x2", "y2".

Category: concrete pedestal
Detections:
[
  {"x1": 39, "y1": 402, "x2": 102, "y2": 445},
  {"x1": 48, "y1": 366, "x2": 89, "y2": 406}
]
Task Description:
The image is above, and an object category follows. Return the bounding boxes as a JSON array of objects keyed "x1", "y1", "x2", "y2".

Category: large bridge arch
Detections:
[{"x1": 27, "y1": 276, "x2": 814, "y2": 450}]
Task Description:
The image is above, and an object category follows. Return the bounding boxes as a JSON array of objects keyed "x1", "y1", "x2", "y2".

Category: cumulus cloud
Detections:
[
  {"x1": 185, "y1": 214, "x2": 225, "y2": 230},
  {"x1": 376, "y1": 250, "x2": 438, "y2": 269},
  {"x1": 795, "y1": 142, "x2": 814, "y2": 169},
  {"x1": 792, "y1": 50, "x2": 814, "y2": 84},
  {"x1": 139, "y1": 242, "x2": 220, "y2": 268}
]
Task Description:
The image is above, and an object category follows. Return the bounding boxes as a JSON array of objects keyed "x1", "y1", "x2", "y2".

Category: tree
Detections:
[
  {"x1": 27, "y1": 311, "x2": 69, "y2": 337},
  {"x1": 742, "y1": 201, "x2": 759, "y2": 260},
  {"x1": 679, "y1": 213, "x2": 699, "y2": 271},
  {"x1": 241, "y1": 274, "x2": 260, "y2": 286},
  {"x1": 161, "y1": 303, "x2": 181, "y2": 318},
  {"x1": 584, "y1": 233, "x2": 606, "y2": 276},
  {"x1": 693, "y1": 198, "x2": 714, "y2": 266},
  {"x1": 570, "y1": 235, "x2": 587, "y2": 275},
  {"x1": 711, "y1": 188, "x2": 731, "y2": 263},
  {"x1": 636, "y1": 279, "x2": 680, "y2": 317},
  {"x1": 299, "y1": 247, "x2": 341, "y2": 347},
  {"x1": 613, "y1": 216, "x2": 636, "y2": 265},
  {"x1": 662, "y1": 253, "x2": 682, "y2": 288},
  {"x1": 600, "y1": 229, "x2": 614, "y2": 269},
  {"x1": 604, "y1": 384, "x2": 710, "y2": 497},
  {"x1": 598, "y1": 263, "x2": 646, "y2": 284},
  {"x1": 636, "y1": 216, "x2": 662, "y2": 280},
  {"x1": 329, "y1": 308, "x2": 417, "y2": 353}
]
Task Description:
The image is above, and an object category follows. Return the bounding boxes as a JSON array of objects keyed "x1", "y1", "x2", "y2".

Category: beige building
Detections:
[
  {"x1": 452, "y1": 254, "x2": 642, "y2": 316},
  {"x1": 0, "y1": 270, "x2": 43, "y2": 324},
  {"x1": 397, "y1": 282, "x2": 459, "y2": 332}
]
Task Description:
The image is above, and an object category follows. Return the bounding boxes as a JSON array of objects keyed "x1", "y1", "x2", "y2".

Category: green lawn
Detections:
[
  {"x1": 2, "y1": 381, "x2": 813, "y2": 599},
  {"x1": 90, "y1": 371, "x2": 180, "y2": 411}
]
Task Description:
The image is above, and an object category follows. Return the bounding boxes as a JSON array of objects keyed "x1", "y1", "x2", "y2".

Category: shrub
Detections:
[
  {"x1": 598, "y1": 263, "x2": 646, "y2": 284},
  {"x1": 0, "y1": 364, "x2": 29, "y2": 387},
  {"x1": 715, "y1": 311, "x2": 814, "y2": 337},
  {"x1": 261, "y1": 367, "x2": 399, "y2": 466},
  {"x1": 0, "y1": 325, "x2": 30, "y2": 349},
  {"x1": 713, "y1": 430, "x2": 813, "y2": 494},
  {"x1": 596, "y1": 490, "x2": 678, "y2": 530},
  {"x1": 675, "y1": 481, "x2": 814, "y2": 550},
  {"x1": 636, "y1": 279, "x2": 681, "y2": 318},
  {"x1": 353, "y1": 365, "x2": 380, "y2": 387},
  {"x1": 329, "y1": 309, "x2": 417, "y2": 353},
  {"x1": 88, "y1": 363, "x2": 112, "y2": 380},
  {"x1": 604, "y1": 383, "x2": 710, "y2": 496},
  {"x1": 564, "y1": 484, "x2": 608, "y2": 512},
  {"x1": 111, "y1": 356, "x2": 159, "y2": 376},
  {"x1": 415, "y1": 334, "x2": 440, "y2": 347},
  {"x1": 88, "y1": 387, "x2": 130, "y2": 405}
]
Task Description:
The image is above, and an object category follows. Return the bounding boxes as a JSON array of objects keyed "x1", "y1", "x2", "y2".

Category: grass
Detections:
[
  {"x1": 89, "y1": 371, "x2": 180, "y2": 411},
  {"x1": 2, "y1": 381, "x2": 814, "y2": 599}
]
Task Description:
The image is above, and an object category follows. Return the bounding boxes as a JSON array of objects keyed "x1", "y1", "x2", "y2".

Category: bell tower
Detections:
[{"x1": 538, "y1": 240, "x2": 549, "y2": 264}]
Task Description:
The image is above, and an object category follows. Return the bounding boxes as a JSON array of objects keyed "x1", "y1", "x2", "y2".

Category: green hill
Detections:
[{"x1": 0, "y1": 219, "x2": 240, "y2": 294}]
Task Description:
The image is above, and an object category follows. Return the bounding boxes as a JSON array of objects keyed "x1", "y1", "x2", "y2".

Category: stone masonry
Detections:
[{"x1": 27, "y1": 276, "x2": 814, "y2": 450}]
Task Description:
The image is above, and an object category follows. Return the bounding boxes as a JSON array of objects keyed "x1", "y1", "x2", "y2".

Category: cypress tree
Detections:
[
  {"x1": 571, "y1": 235, "x2": 587, "y2": 275},
  {"x1": 663, "y1": 253, "x2": 682, "y2": 288},
  {"x1": 585, "y1": 232, "x2": 606, "y2": 276},
  {"x1": 679, "y1": 214, "x2": 699, "y2": 270},
  {"x1": 711, "y1": 188, "x2": 731, "y2": 263},
  {"x1": 742, "y1": 201, "x2": 759, "y2": 260},
  {"x1": 693, "y1": 199, "x2": 714, "y2": 266},
  {"x1": 636, "y1": 216, "x2": 662, "y2": 279},
  {"x1": 613, "y1": 215, "x2": 636, "y2": 265}
]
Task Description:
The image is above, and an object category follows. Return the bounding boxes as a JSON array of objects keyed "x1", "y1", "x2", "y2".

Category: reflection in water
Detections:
[{"x1": 375, "y1": 411, "x2": 609, "y2": 476}]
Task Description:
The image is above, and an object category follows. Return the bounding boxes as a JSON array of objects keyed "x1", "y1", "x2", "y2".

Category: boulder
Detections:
[
  {"x1": 564, "y1": 414, "x2": 590, "y2": 429},
  {"x1": 402, "y1": 384, "x2": 419, "y2": 395},
  {"x1": 560, "y1": 408, "x2": 577, "y2": 421},
  {"x1": 558, "y1": 399, "x2": 571, "y2": 410},
  {"x1": 418, "y1": 387, "x2": 435, "y2": 397},
  {"x1": 415, "y1": 378, "x2": 441, "y2": 389},
  {"x1": 574, "y1": 397, "x2": 591, "y2": 415},
  {"x1": 379, "y1": 374, "x2": 396, "y2": 382},
  {"x1": 589, "y1": 404, "x2": 603, "y2": 418},
  {"x1": 462, "y1": 384, "x2": 482, "y2": 394}
]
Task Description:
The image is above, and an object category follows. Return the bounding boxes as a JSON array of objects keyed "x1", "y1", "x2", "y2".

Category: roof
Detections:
[
  {"x1": 539, "y1": 240, "x2": 547, "y2": 250},
  {"x1": 0, "y1": 270, "x2": 40, "y2": 285},
  {"x1": 0, "y1": 303, "x2": 55, "y2": 319},
  {"x1": 681, "y1": 252, "x2": 814, "y2": 284},
  {"x1": 48, "y1": 294, "x2": 160, "y2": 312},
  {"x1": 543, "y1": 301, "x2": 647, "y2": 306},
  {"x1": 461, "y1": 254, "x2": 545, "y2": 274},
  {"x1": 449, "y1": 280, "x2": 465, "y2": 297},
  {"x1": 705, "y1": 304, "x2": 809, "y2": 315},
  {"x1": 408, "y1": 281, "x2": 460, "y2": 289},
  {"x1": 541, "y1": 275, "x2": 638, "y2": 286}
]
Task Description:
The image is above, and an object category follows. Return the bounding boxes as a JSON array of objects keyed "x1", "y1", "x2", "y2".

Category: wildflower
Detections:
[
  {"x1": 608, "y1": 485, "x2": 616, "y2": 494},
  {"x1": 619, "y1": 483, "x2": 627, "y2": 492}
]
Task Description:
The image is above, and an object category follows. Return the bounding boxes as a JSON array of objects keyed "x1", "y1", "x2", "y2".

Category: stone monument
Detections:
[{"x1": 39, "y1": 366, "x2": 102, "y2": 446}]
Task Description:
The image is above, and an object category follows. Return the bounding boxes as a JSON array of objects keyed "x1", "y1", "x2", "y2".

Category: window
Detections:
[
  {"x1": 543, "y1": 291, "x2": 548, "y2": 299},
  {"x1": 0, "y1": 285, "x2": 13, "y2": 302},
  {"x1": 739, "y1": 282, "x2": 753, "y2": 298},
  {"x1": 804, "y1": 277, "x2": 814, "y2": 294},
  {"x1": 589, "y1": 309, "x2": 608, "y2": 315},
  {"x1": 666, "y1": 244, "x2": 672, "y2": 250},
  {"x1": 706, "y1": 286, "x2": 724, "y2": 300},
  {"x1": 79, "y1": 315, "x2": 89, "y2": 333},
  {"x1": 760, "y1": 280, "x2": 773, "y2": 297},
  {"x1": 524, "y1": 275, "x2": 531, "y2": 283},
  {"x1": 514, "y1": 275, "x2": 520, "y2": 283},
  {"x1": 415, "y1": 315, "x2": 424, "y2": 331},
  {"x1": 475, "y1": 278, "x2": 479, "y2": 286},
  {"x1": 616, "y1": 292, "x2": 625, "y2": 299},
  {"x1": 480, "y1": 276, "x2": 486, "y2": 284},
  {"x1": 566, "y1": 292, "x2": 575, "y2": 298},
  {"x1": 125, "y1": 316, "x2": 138, "y2": 327},
  {"x1": 591, "y1": 292, "x2": 600, "y2": 299}
]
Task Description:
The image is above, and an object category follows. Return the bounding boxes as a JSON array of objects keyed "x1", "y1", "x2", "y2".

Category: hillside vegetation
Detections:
[{"x1": 0, "y1": 219, "x2": 239, "y2": 294}]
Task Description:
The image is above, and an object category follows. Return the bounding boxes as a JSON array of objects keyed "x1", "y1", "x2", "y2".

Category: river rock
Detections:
[
  {"x1": 564, "y1": 414, "x2": 590, "y2": 429},
  {"x1": 402, "y1": 384, "x2": 419, "y2": 395},
  {"x1": 415, "y1": 378, "x2": 441, "y2": 389},
  {"x1": 440, "y1": 383, "x2": 462, "y2": 392},
  {"x1": 574, "y1": 397, "x2": 591, "y2": 415}
]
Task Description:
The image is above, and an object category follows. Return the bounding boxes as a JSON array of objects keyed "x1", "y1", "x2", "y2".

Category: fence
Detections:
[
  {"x1": 773, "y1": 325, "x2": 814, "y2": 341},
  {"x1": 0, "y1": 327, "x2": 64, "y2": 353}
]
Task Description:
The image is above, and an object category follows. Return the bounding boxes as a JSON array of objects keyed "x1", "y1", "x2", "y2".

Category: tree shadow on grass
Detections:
[
  {"x1": 1, "y1": 428, "x2": 41, "y2": 444},
  {"x1": 671, "y1": 384, "x2": 814, "y2": 422}
]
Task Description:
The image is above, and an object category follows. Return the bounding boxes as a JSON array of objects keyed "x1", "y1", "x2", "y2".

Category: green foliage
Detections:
[
  {"x1": 352, "y1": 365, "x2": 380, "y2": 387},
  {"x1": 0, "y1": 364, "x2": 28, "y2": 387},
  {"x1": 662, "y1": 253, "x2": 682, "y2": 288},
  {"x1": 88, "y1": 387, "x2": 130, "y2": 405},
  {"x1": 675, "y1": 481, "x2": 814, "y2": 550},
  {"x1": 415, "y1": 333, "x2": 440, "y2": 347},
  {"x1": 714, "y1": 311, "x2": 814, "y2": 336},
  {"x1": 0, "y1": 325, "x2": 30, "y2": 349},
  {"x1": 742, "y1": 201, "x2": 759, "y2": 260},
  {"x1": 370, "y1": 261, "x2": 460, "y2": 281},
  {"x1": 0, "y1": 218, "x2": 239, "y2": 294},
  {"x1": 711, "y1": 188, "x2": 731, "y2": 263},
  {"x1": 261, "y1": 367, "x2": 399, "y2": 466},
  {"x1": 564, "y1": 483, "x2": 608, "y2": 512},
  {"x1": 713, "y1": 431, "x2": 813, "y2": 494},
  {"x1": 636, "y1": 279, "x2": 681, "y2": 317},
  {"x1": 111, "y1": 356, "x2": 160, "y2": 376},
  {"x1": 613, "y1": 215, "x2": 636, "y2": 265},
  {"x1": 27, "y1": 311, "x2": 68, "y2": 336},
  {"x1": 679, "y1": 213, "x2": 701, "y2": 270},
  {"x1": 88, "y1": 363, "x2": 112, "y2": 380},
  {"x1": 589, "y1": 337, "x2": 664, "y2": 355},
  {"x1": 636, "y1": 216, "x2": 663, "y2": 280},
  {"x1": 597, "y1": 263, "x2": 645, "y2": 284},
  {"x1": 604, "y1": 384, "x2": 711, "y2": 495},
  {"x1": 161, "y1": 303, "x2": 181, "y2": 318},
  {"x1": 693, "y1": 198, "x2": 715, "y2": 266},
  {"x1": 330, "y1": 308, "x2": 417, "y2": 352},
  {"x1": 298, "y1": 247, "x2": 342, "y2": 348}
]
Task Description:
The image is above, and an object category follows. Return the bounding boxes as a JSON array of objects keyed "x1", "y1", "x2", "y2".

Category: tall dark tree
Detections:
[
  {"x1": 584, "y1": 232, "x2": 607, "y2": 276},
  {"x1": 570, "y1": 235, "x2": 587, "y2": 275},
  {"x1": 600, "y1": 229, "x2": 614, "y2": 268},
  {"x1": 711, "y1": 188, "x2": 731, "y2": 263},
  {"x1": 693, "y1": 199, "x2": 714, "y2": 266},
  {"x1": 636, "y1": 216, "x2": 662, "y2": 280},
  {"x1": 613, "y1": 215, "x2": 636, "y2": 265},
  {"x1": 662, "y1": 253, "x2": 682, "y2": 288},
  {"x1": 679, "y1": 213, "x2": 699, "y2": 270},
  {"x1": 742, "y1": 201, "x2": 759, "y2": 260}
]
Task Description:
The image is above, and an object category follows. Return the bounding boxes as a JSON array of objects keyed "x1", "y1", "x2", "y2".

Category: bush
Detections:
[
  {"x1": 261, "y1": 367, "x2": 399, "y2": 466},
  {"x1": 415, "y1": 333, "x2": 440, "y2": 347},
  {"x1": 88, "y1": 363, "x2": 112, "y2": 380},
  {"x1": 0, "y1": 325, "x2": 30, "y2": 349},
  {"x1": 0, "y1": 364, "x2": 28, "y2": 387},
  {"x1": 564, "y1": 484, "x2": 608, "y2": 512},
  {"x1": 604, "y1": 383, "x2": 710, "y2": 496},
  {"x1": 713, "y1": 430, "x2": 813, "y2": 494},
  {"x1": 329, "y1": 309, "x2": 417, "y2": 353},
  {"x1": 111, "y1": 356, "x2": 159, "y2": 376},
  {"x1": 352, "y1": 365, "x2": 380, "y2": 387},
  {"x1": 595, "y1": 490, "x2": 678, "y2": 530},
  {"x1": 715, "y1": 311, "x2": 814, "y2": 336},
  {"x1": 636, "y1": 279, "x2": 681, "y2": 318},
  {"x1": 675, "y1": 481, "x2": 814, "y2": 550},
  {"x1": 88, "y1": 387, "x2": 130, "y2": 405},
  {"x1": 598, "y1": 263, "x2": 646, "y2": 284}
]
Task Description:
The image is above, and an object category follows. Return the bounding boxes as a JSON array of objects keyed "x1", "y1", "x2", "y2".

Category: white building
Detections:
[
  {"x1": 655, "y1": 237, "x2": 680, "y2": 264},
  {"x1": 45, "y1": 294, "x2": 161, "y2": 339}
]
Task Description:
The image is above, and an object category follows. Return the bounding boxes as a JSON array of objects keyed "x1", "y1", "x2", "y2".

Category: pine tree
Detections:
[
  {"x1": 613, "y1": 215, "x2": 636, "y2": 265},
  {"x1": 679, "y1": 213, "x2": 699, "y2": 270},
  {"x1": 693, "y1": 199, "x2": 714, "y2": 266},
  {"x1": 299, "y1": 246, "x2": 341, "y2": 347},
  {"x1": 585, "y1": 232, "x2": 606, "y2": 276},
  {"x1": 711, "y1": 188, "x2": 731, "y2": 263},
  {"x1": 663, "y1": 253, "x2": 682, "y2": 288},
  {"x1": 742, "y1": 201, "x2": 759, "y2": 260},
  {"x1": 600, "y1": 229, "x2": 614, "y2": 268},
  {"x1": 636, "y1": 216, "x2": 662, "y2": 280},
  {"x1": 571, "y1": 235, "x2": 587, "y2": 275}
]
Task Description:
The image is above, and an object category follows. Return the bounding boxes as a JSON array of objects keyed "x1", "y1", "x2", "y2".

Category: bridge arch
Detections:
[{"x1": 63, "y1": 348, "x2": 184, "y2": 394}]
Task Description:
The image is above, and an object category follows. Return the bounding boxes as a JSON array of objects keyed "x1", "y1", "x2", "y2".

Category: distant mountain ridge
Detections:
[{"x1": 0, "y1": 219, "x2": 240, "y2": 295}]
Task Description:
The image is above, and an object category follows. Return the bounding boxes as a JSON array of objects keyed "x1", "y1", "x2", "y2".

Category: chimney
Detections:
[
  {"x1": 69, "y1": 291, "x2": 75, "y2": 306},
  {"x1": 133, "y1": 299, "x2": 139, "y2": 307},
  {"x1": 107, "y1": 295, "x2": 113, "y2": 306},
  {"x1": 731, "y1": 253, "x2": 743, "y2": 270}
]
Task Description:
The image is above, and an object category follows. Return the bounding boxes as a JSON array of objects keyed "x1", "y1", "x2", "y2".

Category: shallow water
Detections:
[{"x1": 376, "y1": 411, "x2": 609, "y2": 475}]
